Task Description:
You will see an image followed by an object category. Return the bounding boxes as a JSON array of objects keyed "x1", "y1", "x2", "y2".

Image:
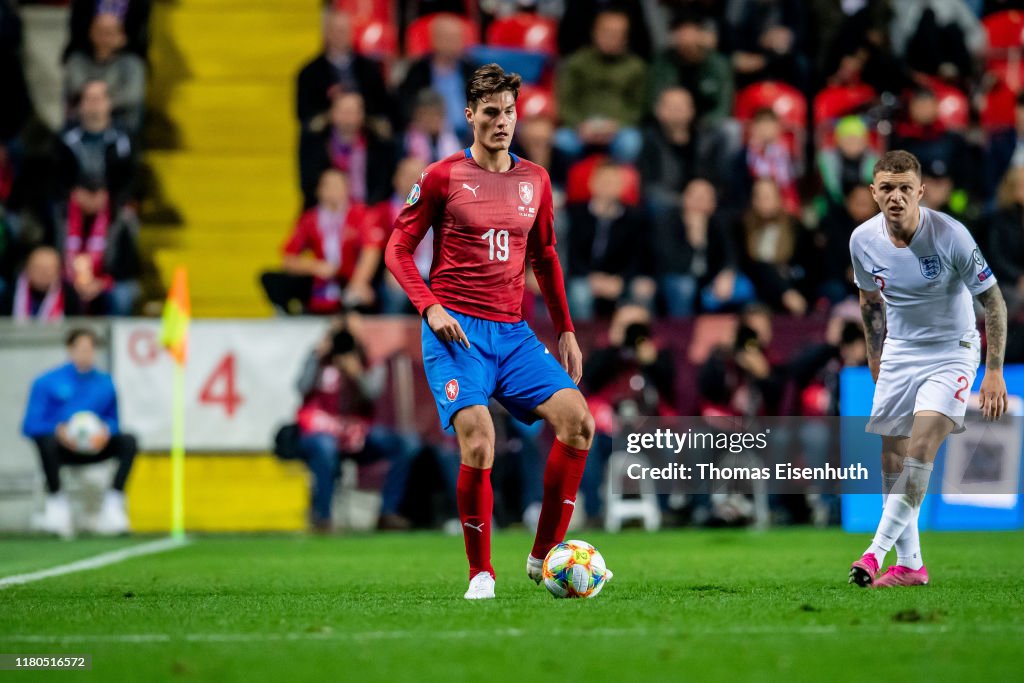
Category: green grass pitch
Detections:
[{"x1": 1, "y1": 529, "x2": 1022, "y2": 682}]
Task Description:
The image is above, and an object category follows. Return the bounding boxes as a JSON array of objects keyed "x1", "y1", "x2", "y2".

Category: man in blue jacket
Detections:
[{"x1": 22, "y1": 328, "x2": 137, "y2": 537}]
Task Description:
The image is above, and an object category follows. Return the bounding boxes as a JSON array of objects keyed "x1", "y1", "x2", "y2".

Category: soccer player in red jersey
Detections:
[{"x1": 385, "y1": 64, "x2": 608, "y2": 599}]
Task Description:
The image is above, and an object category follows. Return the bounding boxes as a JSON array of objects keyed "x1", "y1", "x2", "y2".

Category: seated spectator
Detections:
[
  {"x1": 65, "y1": 12, "x2": 145, "y2": 134},
  {"x1": 725, "y1": 0, "x2": 808, "y2": 90},
  {"x1": 512, "y1": 107, "x2": 571, "y2": 193},
  {"x1": 398, "y1": 13, "x2": 477, "y2": 142},
  {"x1": 652, "y1": 178, "x2": 753, "y2": 317},
  {"x1": 989, "y1": 166, "x2": 1024, "y2": 318},
  {"x1": 814, "y1": 184, "x2": 877, "y2": 305},
  {"x1": 0, "y1": 246, "x2": 81, "y2": 321},
  {"x1": 263, "y1": 169, "x2": 384, "y2": 315},
  {"x1": 55, "y1": 180, "x2": 141, "y2": 316},
  {"x1": 558, "y1": 0, "x2": 652, "y2": 60},
  {"x1": 58, "y1": 80, "x2": 136, "y2": 208},
  {"x1": 921, "y1": 158, "x2": 970, "y2": 225},
  {"x1": 581, "y1": 304, "x2": 675, "y2": 523},
  {"x1": 736, "y1": 178, "x2": 808, "y2": 315},
  {"x1": 788, "y1": 316, "x2": 867, "y2": 417},
  {"x1": 295, "y1": 316, "x2": 417, "y2": 532},
  {"x1": 648, "y1": 14, "x2": 733, "y2": 128},
  {"x1": 299, "y1": 91, "x2": 396, "y2": 209},
  {"x1": 378, "y1": 157, "x2": 430, "y2": 314},
  {"x1": 65, "y1": 0, "x2": 151, "y2": 62},
  {"x1": 733, "y1": 108, "x2": 800, "y2": 216},
  {"x1": 891, "y1": 86, "x2": 969, "y2": 190},
  {"x1": 566, "y1": 162, "x2": 648, "y2": 319},
  {"x1": 296, "y1": 8, "x2": 391, "y2": 138},
  {"x1": 21, "y1": 328, "x2": 137, "y2": 537},
  {"x1": 401, "y1": 89, "x2": 461, "y2": 165},
  {"x1": 890, "y1": 0, "x2": 984, "y2": 80},
  {"x1": 554, "y1": 9, "x2": 647, "y2": 163},
  {"x1": 639, "y1": 86, "x2": 726, "y2": 217},
  {"x1": 817, "y1": 116, "x2": 879, "y2": 208}
]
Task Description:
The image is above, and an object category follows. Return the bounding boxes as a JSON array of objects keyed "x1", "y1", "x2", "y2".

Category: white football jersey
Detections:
[{"x1": 849, "y1": 207, "x2": 996, "y2": 342}]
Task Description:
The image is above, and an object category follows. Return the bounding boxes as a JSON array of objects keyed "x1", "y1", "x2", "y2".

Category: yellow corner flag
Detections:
[
  {"x1": 160, "y1": 266, "x2": 191, "y2": 365},
  {"x1": 159, "y1": 266, "x2": 190, "y2": 539}
]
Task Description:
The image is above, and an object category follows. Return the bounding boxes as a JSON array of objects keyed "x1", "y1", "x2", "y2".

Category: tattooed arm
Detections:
[
  {"x1": 976, "y1": 286, "x2": 1008, "y2": 419},
  {"x1": 859, "y1": 288, "x2": 886, "y2": 383}
]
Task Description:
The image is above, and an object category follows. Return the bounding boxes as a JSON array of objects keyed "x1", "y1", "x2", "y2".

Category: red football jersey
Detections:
[{"x1": 385, "y1": 149, "x2": 573, "y2": 334}]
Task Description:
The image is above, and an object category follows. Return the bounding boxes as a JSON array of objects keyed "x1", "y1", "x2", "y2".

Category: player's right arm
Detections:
[
  {"x1": 850, "y1": 234, "x2": 885, "y2": 382},
  {"x1": 859, "y1": 288, "x2": 885, "y2": 382},
  {"x1": 384, "y1": 162, "x2": 470, "y2": 348}
]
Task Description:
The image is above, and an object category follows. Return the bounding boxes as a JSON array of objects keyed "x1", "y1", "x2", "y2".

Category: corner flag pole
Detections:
[{"x1": 160, "y1": 266, "x2": 191, "y2": 540}]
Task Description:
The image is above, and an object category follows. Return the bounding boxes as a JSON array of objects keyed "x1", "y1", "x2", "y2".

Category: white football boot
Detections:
[
  {"x1": 464, "y1": 571, "x2": 496, "y2": 600},
  {"x1": 526, "y1": 555, "x2": 544, "y2": 584},
  {"x1": 33, "y1": 493, "x2": 74, "y2": 539},
  {"x1": 90, "y1": 490, "x2": 131, "y2": 536}
]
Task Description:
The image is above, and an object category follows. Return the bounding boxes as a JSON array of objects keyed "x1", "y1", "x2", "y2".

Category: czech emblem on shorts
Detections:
[
  {"x1": 445, "y1": 379, "x2": 459, "y2": 402},
  {"x1": 406, "y1": 183, "x2": 421, "y2": 205},
  {"x1": 518, "y1": 181, "x2": 534, "y2": 205},
  {"x1": 919, "y1": 255, "x2": 941, "y2": 280}
]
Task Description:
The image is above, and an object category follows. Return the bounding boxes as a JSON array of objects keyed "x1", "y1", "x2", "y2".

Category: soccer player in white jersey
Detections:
[{"x1": 848, "y1": 150, "x2": 1008, "y2": 588}]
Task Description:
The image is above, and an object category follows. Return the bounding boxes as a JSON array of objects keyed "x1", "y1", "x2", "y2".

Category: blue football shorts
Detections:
[{"x1": 421, "y1": 308, "x2": 578, "y2": 432}]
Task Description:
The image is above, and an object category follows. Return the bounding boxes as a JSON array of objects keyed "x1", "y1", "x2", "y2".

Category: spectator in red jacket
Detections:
[
  {"x1": 261, "y1": 169, "x2": 385, "y2": 314},
  {"x1": 55, "y1": 179, "x2": 141, "y2": 316}
]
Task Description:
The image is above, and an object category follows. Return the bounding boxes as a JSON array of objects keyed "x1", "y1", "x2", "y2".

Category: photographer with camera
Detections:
[
  {"x1": 579, "y1": 305, "x2": 676, "y2": 525},
  {"x1": 294, "y1": 313, "x2": 417, "y2": 532}
]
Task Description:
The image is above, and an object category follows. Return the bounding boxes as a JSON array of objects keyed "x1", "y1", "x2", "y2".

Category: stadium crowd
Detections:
[
  {"x1": 6, "y1": 0, "x2": 1024, "y2": 531},
  {"x1": 1, "y1": 0, "x2": 146, "y2": 320}
]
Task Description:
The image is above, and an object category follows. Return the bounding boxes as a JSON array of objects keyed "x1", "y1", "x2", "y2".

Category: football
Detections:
[
  {"x1": 542, "y1": 539, "x2": 611, "y2": 599},
  {"x1": 65, "y1": 411, "x2": 106, "y2": 455}
]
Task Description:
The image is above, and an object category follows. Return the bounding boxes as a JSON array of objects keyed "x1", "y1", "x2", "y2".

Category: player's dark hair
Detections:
[
  {"x1": 873, "y1": 150, "x2": 921, "y2": 179},
  {"x1": 466, "y1": 63, "x2": 522, "y2": 112},
  {"x1": 66, "y1": 327, "x2": 99, "y2": 347}
]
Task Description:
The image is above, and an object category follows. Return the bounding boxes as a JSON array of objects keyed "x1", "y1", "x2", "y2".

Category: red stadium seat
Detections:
[
  {"x1": 923, "y1": 79, "x2": 970, "y2": 131},
  {"x1": 982, "y1": 10, "x2": 1024, "y2": 50},
  {"x1": 405, "y1": 12, "x2": 480, "y2": 58},
  {"x1": 332, "y1": 0, "x2": 393, "y2": 25},
  {"x1": 982, "y1": 12, "x2": 1024, "y2": 92},
  {"x1": 353, "y1": 19, "x2": 398, "y2": 60},
  {"x1": 485, "y1": 13, "x2": 559, "y2": 56},
  {"x1": 566, "y1": 155, "x2": 640, "y2": 206},
  {"x1": 734, "y1": 81, "x2": 807, "y2": 128},
  {"x1": 981, "y1": 80, "x2": 1018, "y2": 131},
  {"x1": 516, "y1": 84, "x2": 556, "y2": 120},
  {"x1": 813, "y1": 83, "x2": 877, "y2": 126}
]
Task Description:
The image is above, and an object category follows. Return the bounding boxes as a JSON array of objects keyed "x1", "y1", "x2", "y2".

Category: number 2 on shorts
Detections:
[{"x1": 953, "y1": 375, "x2": 969, "y2": 403}]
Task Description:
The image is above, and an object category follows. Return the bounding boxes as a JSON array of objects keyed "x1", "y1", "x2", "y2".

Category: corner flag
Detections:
[{"x1": 159, "y1": 266, "x2": 190, "y2": 539}]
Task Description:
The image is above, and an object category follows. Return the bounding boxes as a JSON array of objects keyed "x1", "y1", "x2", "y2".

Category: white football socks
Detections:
[
  {"x1": 867, "y1": 457, "x2": 932, "y2": 567},
  {"x1": 882, "y1": 471, "x2": 923, "y2": 570}
]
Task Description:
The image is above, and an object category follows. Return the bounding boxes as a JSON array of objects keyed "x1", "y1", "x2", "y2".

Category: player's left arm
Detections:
[
  {"x1": 527, "y1": 174, "x2": 581, "y2": 383},
  {"x1": 976, "y1": 285, "x2": 1008, "y2": 420},
  {"x1": 953, "y1": 225, "x2": 1009, "y2": 419}
]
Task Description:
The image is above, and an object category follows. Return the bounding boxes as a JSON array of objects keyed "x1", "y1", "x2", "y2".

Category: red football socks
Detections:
[
  {"x1": 457, "y1": 464, "x2": 495, "y2": 580},
  {"x1": 531, "y1": 439, "x2": 589, "y2": 560}
]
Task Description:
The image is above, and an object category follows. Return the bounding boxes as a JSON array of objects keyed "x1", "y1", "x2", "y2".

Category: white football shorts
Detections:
[{"x1": 866, "y1": 334, "x2": 982, "y2": 438}]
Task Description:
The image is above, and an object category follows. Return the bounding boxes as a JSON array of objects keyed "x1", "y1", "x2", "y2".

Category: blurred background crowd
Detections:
[{"x1": 5, "y1": 0, "x2": 1024, "y2": 533}]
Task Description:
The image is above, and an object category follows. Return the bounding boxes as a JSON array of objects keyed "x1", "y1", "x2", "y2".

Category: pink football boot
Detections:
[
  {"x1": 848, "y1": 553, "x2": 879, "y2": 587},
  {"x1": 872, "y1": 565, "x2": 929, "y2": 588}
]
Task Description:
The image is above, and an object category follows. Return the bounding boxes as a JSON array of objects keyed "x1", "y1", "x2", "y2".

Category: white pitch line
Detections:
[
  {"x1": 5, "y1": 623, "x2": 1023, "y2": 645},
  {"x1": 0, "y1": 537, "x2": 190, "y2": 590}
]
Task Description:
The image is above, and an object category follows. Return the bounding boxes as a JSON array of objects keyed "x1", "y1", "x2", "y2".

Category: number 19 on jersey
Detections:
[{"x1": 482, "y1": 229, "x2": 509, "y2": 262}]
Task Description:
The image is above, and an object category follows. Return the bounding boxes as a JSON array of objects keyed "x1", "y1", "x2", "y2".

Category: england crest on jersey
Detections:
[
  {"x1": 919, "y1": 255, "x2": 941, "y2": 280},
  {"x1": 519, "y1": 182, "x2": 533, "y2": 205}
]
